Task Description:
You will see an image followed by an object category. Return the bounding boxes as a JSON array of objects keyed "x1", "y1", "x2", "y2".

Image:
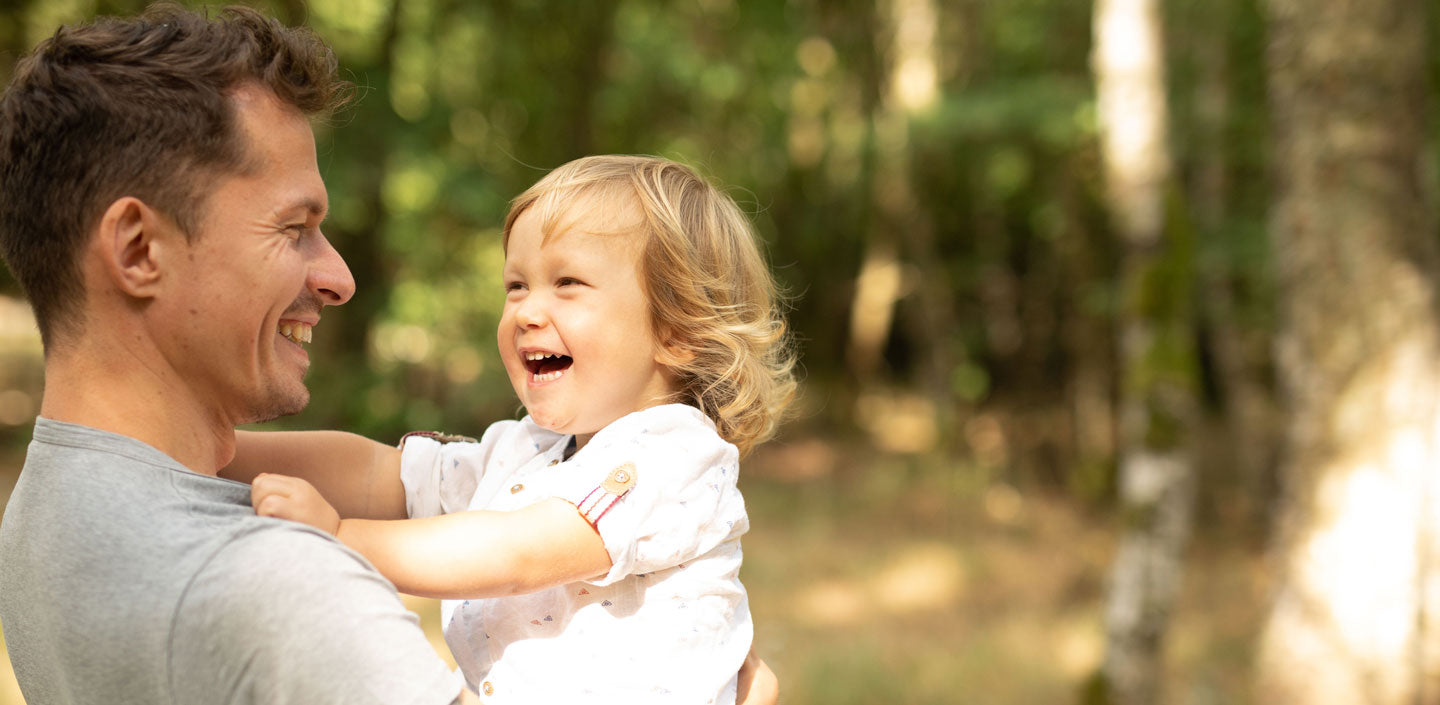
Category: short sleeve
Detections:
[
  {"x1": 561, "y1": 405, "x2": 748, "y2": 585},
  {"x1": 169, "y1": 524, "x2": 460, "y2": 705},
  {"x1": 400, "y1": 421, "x2": 515, "y2": 519}
]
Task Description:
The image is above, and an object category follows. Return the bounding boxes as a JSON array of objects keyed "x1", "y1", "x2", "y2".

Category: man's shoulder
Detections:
[
  {"x1": 183, "y1": 520, "x2": 383, "y2": 604},
  {"x1": 169, "y1": 522, "x2": 459, "y2": 705}
]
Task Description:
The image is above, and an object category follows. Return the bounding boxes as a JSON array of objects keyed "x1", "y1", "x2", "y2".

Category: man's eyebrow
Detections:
[{"x1": 280, "y1": 197, "x2": 328, "y2": 222}]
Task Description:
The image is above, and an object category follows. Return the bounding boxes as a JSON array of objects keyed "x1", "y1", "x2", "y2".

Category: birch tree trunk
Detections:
[
  {"x1": 1092, "y1": 0, "x2": 1197, "y2": 703},
  {"x1": 1257, "y1": 0, "x2": 1440, "y2": 703}
]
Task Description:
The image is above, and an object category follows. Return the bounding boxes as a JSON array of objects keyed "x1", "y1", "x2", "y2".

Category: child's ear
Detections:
[
  {"x1": 97, "y1": 197, "x2": 175, "y2": 299},
  {"x1": 655, "y1": 334, "x2": 698, "y2": 366}
]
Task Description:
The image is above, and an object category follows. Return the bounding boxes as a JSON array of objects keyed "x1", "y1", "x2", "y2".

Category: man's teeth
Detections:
[
  {"x1": 525, "y1": 351, "x2": 564, "y2": 361},
  {"x1": 279, "y1": 322, "x2": 313, "y2": 344},
  {"x1": 532, "y1": 369, "x2": 565, "y2": 382}
]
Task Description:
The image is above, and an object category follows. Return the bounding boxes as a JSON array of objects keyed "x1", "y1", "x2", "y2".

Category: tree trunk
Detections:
[
  {"x1": 297, "y1": 0, "x2": 406, "y2": 430},
  {"x1": 559, "y1": 0, "x2": 618, "y2": 158},
  {"x1": 1187, "y1": 0, "x2": 1280, "y2": 531},
  {"x1": 1257, "y1": 0, "x2": 1439, "y2": 703},
  {"x1": 1092, "y1": 0, "x2": 1197, "y2": 703},
  {"x1": 847, "y1": 0, "x2": 960, "y2": 401}
]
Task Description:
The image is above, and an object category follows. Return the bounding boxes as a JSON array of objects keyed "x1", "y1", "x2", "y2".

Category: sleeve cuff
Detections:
[{"x1": 399, "y1": 434, "x2": 446, "y2": 519}]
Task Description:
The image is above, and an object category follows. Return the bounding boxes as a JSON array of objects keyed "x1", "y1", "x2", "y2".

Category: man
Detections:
[{"x1": 0, "y1": 5, "x2": 776, "y2": 704}]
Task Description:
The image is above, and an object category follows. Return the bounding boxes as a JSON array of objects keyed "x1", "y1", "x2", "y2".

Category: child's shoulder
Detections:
[
  {"x1": 400, "y1": 417, "x2": 563, "y2": 457},
  {"x1": 606, "y1": 403, "x2": 717, "y2": 437},
  {"x1": 484, "y1": 415, "x2": 570, "y2": 457},
  {"x1": 587, "y1": 404, "x2": 735, "y2": 460}
]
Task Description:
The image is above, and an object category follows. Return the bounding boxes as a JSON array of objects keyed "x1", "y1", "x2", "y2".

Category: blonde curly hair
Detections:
[{"x1": 503, "y1": 155, "x2": 796, "y2": 456}]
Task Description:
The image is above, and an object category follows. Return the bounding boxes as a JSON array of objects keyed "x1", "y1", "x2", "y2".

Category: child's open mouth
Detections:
[{"x1": 523, "y1": 351, "x2": 574, "y2": 382}]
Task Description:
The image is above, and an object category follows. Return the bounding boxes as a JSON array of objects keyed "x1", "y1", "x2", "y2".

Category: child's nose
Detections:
[{"x1": 514, "y1": 296, "x2": 547, "y2": 328}]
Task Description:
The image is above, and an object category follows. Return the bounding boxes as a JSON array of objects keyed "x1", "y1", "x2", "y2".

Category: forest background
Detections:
[{"x1": 0, "y1": 0, "x2": 1438, "y2": 704}]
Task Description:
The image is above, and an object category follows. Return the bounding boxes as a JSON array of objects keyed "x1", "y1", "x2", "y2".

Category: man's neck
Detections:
[{"x1": 39, "y1": 349, "x2": 236, "y2": 475}]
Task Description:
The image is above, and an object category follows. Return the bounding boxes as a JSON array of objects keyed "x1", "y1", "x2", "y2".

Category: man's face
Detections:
[{"x1": 159, "y1": 85, "x2": 354, "y2": 426}]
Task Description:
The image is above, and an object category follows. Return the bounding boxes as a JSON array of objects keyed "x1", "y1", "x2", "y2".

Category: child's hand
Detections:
[{"x1": 252, "y1": 473, "x2": 342, "y2": 536}]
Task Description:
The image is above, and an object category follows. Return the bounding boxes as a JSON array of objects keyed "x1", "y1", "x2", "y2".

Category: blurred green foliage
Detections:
[
  {"x1": 6, "y1": 1, "x2": 1429, "y2": 703},
  {"x1": 0, "y1": 0, "x2": 1286, "y2": 491}
]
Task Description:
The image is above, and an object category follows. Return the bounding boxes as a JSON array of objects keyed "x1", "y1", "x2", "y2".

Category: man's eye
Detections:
[
  {"x1": 557, "y1": 277, "x2": 582, "y2": 287},
  {"x1": 505, "y1": 281, "x2": 525, "y2": 292}
]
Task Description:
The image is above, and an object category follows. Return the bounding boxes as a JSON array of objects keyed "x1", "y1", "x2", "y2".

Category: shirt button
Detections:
[
  {"x1": 510, "y1": 483, "x2": 524, "y2": 494},
  {"x1": 548, "y1": 458, "x2": 560, "y2": 466},
  {"x1": 482, "y1": 681, "x2": 494, "y2": 696}
]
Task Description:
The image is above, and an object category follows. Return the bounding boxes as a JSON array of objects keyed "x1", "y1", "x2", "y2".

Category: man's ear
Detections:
[{"x1": 97, "y1": 197, "x2": 175, "y2": 298}]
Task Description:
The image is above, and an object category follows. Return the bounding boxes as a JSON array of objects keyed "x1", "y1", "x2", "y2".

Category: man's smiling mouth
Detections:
[
  {"x1": 279, "y1": 321, "x2": 313, "y2": 344},
  {"x1": 524, "y1": 351, "x2": 573, "y2": 382}
]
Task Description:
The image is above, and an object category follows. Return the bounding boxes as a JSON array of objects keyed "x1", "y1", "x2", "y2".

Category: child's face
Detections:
[{"x1": 498, "y1": 202, "x2": 676, "y2": 447}]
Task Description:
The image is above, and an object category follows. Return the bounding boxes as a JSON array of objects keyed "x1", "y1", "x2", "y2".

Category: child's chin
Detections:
[{"x1": 526, "y1": 410, "x2": 570, "y2": 432}]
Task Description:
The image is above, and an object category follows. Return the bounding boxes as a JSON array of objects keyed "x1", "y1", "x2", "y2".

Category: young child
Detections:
[{"x1": 225, "y1": 155, "x2": 796, "y2": 704}]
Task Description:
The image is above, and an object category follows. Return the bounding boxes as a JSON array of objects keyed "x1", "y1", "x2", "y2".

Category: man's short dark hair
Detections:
[{"x1": 0, "y1": 3, "x2": 352, "y2": 349}]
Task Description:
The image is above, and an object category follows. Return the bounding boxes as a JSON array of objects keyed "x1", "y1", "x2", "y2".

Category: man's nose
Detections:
[{"x1": 306, "y1": 231, "x2": 356, "y2": 306}]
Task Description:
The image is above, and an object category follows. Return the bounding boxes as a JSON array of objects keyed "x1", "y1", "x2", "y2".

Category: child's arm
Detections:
[
  {"x1": 252, "y1": 474, "x2": 611, "y2": 599},
  {"x1": 224, "y1": 431, "x2": 405, "y2": 520}
]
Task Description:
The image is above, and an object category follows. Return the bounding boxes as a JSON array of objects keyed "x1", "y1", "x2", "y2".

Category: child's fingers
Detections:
[
  {"x1": 250, "y1": 476, "x2": 340, "y2": 535},
  {"x1": 251, "y1": 474, "x2": 284, "y2": 502},
  {"x1": 251, "y1": 473, "x2": 310, "y2": 497},
  {"x1": 251, "y1": 474, "x2": 303, "y2": 517},
  {"x1": 254, "y1": 492, "x2": 291, "y2": 518}
]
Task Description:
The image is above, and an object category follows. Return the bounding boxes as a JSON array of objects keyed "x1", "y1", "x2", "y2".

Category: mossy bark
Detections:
[{"x1": 1092, "y1": 1, "x2": 1198, "y2": 704}]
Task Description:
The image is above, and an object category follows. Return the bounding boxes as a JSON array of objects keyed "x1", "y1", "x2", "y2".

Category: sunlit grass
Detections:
[
  {"x1": 740, "y1": 444, "x2": 1107, "y2": 704},
  {"x1": 738, "y1": 437, "x2": 1265, "y2": 705}
]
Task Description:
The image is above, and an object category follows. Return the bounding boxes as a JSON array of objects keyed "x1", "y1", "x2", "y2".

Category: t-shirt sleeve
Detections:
[
  {"x1": 400, "y1": 422, "x2": 514, "y2": 519},
  {"x1": 169, "y1": 524, "x2": 461, "y2": 705},
  {"x1": 561, "y1": 409, "x2": 748, "y2": 586}
]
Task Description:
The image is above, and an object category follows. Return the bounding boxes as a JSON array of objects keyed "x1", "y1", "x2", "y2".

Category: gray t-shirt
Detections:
[{"x1": 0, "y1": 418, "x2": 459, "y2": 705}]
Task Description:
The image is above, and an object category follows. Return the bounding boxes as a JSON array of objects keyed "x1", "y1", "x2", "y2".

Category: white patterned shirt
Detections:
[{"x1": 400, "y1": 404, "x2": 751, "y2": 704}]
